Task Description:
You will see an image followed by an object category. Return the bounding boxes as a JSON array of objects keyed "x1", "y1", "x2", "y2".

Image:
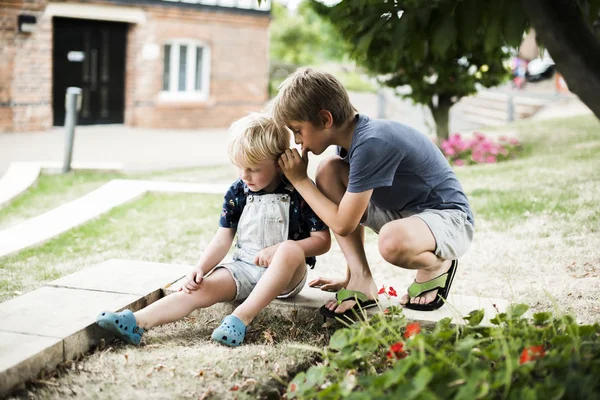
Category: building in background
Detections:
[{"x1": 0, "y1": 0, "x2": 271, "y2": 132}]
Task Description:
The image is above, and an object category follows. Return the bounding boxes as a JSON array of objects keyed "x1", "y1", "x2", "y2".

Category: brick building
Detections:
[{"x1": 0, "y1": 0, "x2": 271, "y2": 132}]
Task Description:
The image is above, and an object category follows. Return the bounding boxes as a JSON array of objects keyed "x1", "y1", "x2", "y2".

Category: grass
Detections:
[
  {"x1": 456, "y1": 115, "x2": 600, "y2": 232},
  {"x1": 0, "y1": 164, "x2": 237, "y2": 231},
  {"x1": 1, "y1": 114, "x2": 599, "y2": 398}
]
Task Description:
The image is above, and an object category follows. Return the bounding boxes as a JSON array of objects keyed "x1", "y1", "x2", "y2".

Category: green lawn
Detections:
[{"x1": 1, "y1": 114, "x2": 598, "y2": 399}]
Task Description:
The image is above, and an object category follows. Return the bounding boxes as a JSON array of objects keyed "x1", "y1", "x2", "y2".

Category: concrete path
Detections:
[
  {"x1": 0, "y1": 161, "x2": 123, "y2": 208},
  {"x1": 0, "y1": 163, "x2": 41, "y2": 207},
  {"x1": 0, "y1": 259, "x2": 190, "y2": 398},
  {"x1": 0, "y1": 258, "x2": 508, "y2": 398},
  {"x1": 0, "y1": 179, "x2": 229, "y2": 259}
]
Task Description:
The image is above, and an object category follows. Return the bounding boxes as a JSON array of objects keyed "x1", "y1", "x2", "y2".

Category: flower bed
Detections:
[
  {"x1": 286, "y1": 304, "x2": 600, "y2": 399},
  {"x1": 442, "y1": 132, "x2": 522, "y2": 166}
]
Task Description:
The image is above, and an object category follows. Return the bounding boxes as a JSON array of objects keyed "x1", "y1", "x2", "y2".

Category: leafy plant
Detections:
[
  {"x1": 441, "y1": 131, "x2": 522, "y2": 166},
  {"x1": 286, "y1": 304, "x2": 600, "y2": 399}
]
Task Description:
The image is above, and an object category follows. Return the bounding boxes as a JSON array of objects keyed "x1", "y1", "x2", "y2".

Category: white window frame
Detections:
[{"x1": 159, "y1": 39, "x2": 211, "y2": 101}]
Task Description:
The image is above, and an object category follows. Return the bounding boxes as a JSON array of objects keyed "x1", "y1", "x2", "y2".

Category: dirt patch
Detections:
[{"x1": 7, "y1": 305, "x2": 330, "y2": 400}]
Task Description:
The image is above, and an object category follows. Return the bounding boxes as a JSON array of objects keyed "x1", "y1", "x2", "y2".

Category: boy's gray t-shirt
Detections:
[{"x1": 339, "y1": 114, "x2": 474, "y2": 225}]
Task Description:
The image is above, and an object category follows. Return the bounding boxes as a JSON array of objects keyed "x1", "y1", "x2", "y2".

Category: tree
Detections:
[
  {"x1": 308, "y1": 0, "x2": 526, "y2": 141},
  {"x1": 302, "y1": 0, "x2": 600, "y2": 141},
  {"x1": 270, "y1": 1, "x2": 349, "y2": 66},
  {"x1": 520, "y1": 0, "x2": 600, "y2": 120}
]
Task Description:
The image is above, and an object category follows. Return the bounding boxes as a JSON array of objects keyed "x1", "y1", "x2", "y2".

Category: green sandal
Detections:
[
  {"x1": 404, "y1": 259, "x2": 458, "y2": 311},
  {"x1": 319, "y1": 288, "x2": 378, "y2": 321}
]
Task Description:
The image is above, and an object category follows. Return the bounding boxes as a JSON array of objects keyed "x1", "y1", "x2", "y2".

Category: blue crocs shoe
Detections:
[
  {"x1": 211, "y1": 315, "x2": 246, "y2": 347},
  {"x1": 96, "y1": 309, "x2": 145, "y2": 345}
]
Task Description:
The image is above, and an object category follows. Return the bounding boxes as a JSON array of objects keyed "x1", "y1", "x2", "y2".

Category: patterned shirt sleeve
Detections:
[
  {"x1": 299, "y1": 195, "x2": 328, "y2": 232},
  {"x1": 218, "y1": 180, "x2": 244, "y2": 228}
]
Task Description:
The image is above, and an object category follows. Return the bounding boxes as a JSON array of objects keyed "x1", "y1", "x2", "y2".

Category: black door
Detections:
[{"x1": 53, "y1": 18, "x2": 127, "y2": 126}]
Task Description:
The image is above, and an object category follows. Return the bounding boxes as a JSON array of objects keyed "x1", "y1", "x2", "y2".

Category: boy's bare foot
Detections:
[
  {"x1": 323, "y1": 278, "x2": 378, "y2": 314},
  {"x1": 400, "y1": 259, "x2": 453, "y2": 306},
  {"x1": 308, "y1": 276, "x2": 348, "y2": 292}
]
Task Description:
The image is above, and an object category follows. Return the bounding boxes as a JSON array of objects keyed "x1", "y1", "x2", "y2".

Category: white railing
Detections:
[{"x1": 160, "y1": 0, "x2": 271, "y2": 11}]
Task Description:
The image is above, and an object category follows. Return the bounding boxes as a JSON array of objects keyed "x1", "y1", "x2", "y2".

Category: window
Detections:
[{"x1": 161, "y1": 40, "x2": 210, "y2": 100}]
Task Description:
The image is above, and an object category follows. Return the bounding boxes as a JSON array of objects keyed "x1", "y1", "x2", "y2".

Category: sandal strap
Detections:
[
  {"x1": 336, "y1": 289, "x2": 368, "y2": 305},
  {"x1": 407, "y1": 273, "x2": 449, "y2": 298}
]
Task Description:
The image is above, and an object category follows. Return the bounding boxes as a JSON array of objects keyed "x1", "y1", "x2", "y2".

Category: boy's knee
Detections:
[
  {"x1": 316, "y1": 156, "x2": 346, "y2": 188},
  {"x1": 277, "y1": 240, "x2": 305, "y2": 261},
  {"x1": 378, "y1": 224, "x2": 412, "y2": 264}
]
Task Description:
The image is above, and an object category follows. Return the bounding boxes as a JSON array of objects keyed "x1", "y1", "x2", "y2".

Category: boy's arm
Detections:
[
  {"x1": 254, "y1": 229, "x2": 330, "y2": 267},
  {"x1": 297, "y1": 229, "x2": 331, "y2": 257},
  {"x1": 294, "y1": 180, "x2": 371, "y2": 237},
  {"x1": 195, "y1": 227, "x2": 235, "y2": 274},
  {"x1": 279, "y1": 149, "x2": 371, "y2": 236},
  {"x1": 183, "y1": 227, "x2": 235, "y2": 293}
]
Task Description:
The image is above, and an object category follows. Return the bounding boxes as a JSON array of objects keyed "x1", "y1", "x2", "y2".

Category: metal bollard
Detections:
[
  {"x1": 377, "y1": 88, "x2": 386, "y2": 119},
  {"x1": 63, "y1": 87, "x2": 82, "y2": 174},
  {"x1": 506, "y1": 93, "x2": 515, "y2": 123}
]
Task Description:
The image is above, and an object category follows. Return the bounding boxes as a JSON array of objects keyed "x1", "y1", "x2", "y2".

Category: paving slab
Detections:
[
  {"x1": 167, "y1": 279, "x2": 508, "y2": 326},
  {"x1": 0, "y1": 162, "x2": 41, "y2": 207},
  {"x1": 0, "y1": 179, "x2": 229, "y2": 259},
  {"x1": 0, "y1": 259, "x2": 193, "y2": 397},
  {"x1": 0, "y1": 286, "x2": 140, "y2": 339},
  {"x1": 0, "y1": 332, "x2": 63, "y2": 399},
  {"x1": 48, "y1": 258, "x2": 191, "y2": 295}
]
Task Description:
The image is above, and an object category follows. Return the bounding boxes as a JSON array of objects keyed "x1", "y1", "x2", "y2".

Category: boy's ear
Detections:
[{"x1": 318, "y1": 110, "x2": 334, "y2": 129}]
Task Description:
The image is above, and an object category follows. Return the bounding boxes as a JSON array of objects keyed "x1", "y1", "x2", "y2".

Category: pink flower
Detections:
[
  {"x1": 444, "y1": 148, "x2": 456, "y2": 156},
  {"x1": 486, "y1": 155, "x2": 497, "y2": 163},
  {"x1": 454, "y1": 159, "x2": 465, "y2": 166},
  {"x1": 509, "y1": 138, "x2": 520, "y2": 145}
]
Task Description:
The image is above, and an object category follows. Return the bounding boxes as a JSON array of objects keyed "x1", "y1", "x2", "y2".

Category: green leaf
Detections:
[
  {"x1": 589, "y1": 0, "x2": 600, "y2": 23},
  {"x1": 508, "y1": 304, "x2": 529, "y2": 319},
  {"x1": 533, "y1": 312, "x2": 552, "y2": 326},
  {"x1": 465, "y1": 309, "x2": 485, "y2": 326},
  {"x1": 485, "y1": 17, "x2": 502, "y2": 53},
  {"x1": 456, "y1": 0, "x2": 484, "y2": 47},
  {"x1": 406, "y1": 367, "x2": 434, "y2": 398},
  {"x1": 330, "y1": 329, "x2": 352, "y2": 350},
  {"x1": 431, "y1": 15, "x2": 457, "y2": 58},
  {"x1": 502, "y1": 0, "x2": 528, "y2": 47}
]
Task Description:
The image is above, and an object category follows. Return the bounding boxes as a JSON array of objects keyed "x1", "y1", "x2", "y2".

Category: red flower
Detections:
[
  {"x1": 383, "y1": 308, "x2": 390, "y2": 314},
  {"x1": 404, "y1": 322, "x2": 421, "y2": 339},
  {"x1": 519, "y1": 345, "x2": 546, "y2": 364},
  {"x1": 378, "y1": 286, "x2": 386, "y2": 295},
  {"x1": 386, "y1": 341, "x2": 407, "y2": 360},
  {"x1": 388, "y1": 287, "x2": 398, "y2": 297}
]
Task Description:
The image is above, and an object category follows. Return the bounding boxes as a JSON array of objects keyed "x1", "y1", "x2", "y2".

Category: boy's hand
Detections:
[
  {"x1": 181, "y1": 267, "x2": 204, "y2": 293},
  {"x1": 279, "y1": 148, "x2": 309, "y2": 185},
  {"x1": 254, "y1": 243, "x2": 280, "y2": 267}
]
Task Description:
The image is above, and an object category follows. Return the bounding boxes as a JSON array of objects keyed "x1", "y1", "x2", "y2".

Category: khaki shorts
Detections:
[
  {"x1": 361, "y1": 202, "x2": 474, "y2": 260},
  {"x1": 211, "y1": 260, "x2": 308, "y2": 301}
]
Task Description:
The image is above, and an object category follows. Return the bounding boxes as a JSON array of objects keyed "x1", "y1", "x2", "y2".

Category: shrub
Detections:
[
  {"x1": 286, "y1": 305, "x2": 600, "y2": 399},
  {"x1": 441, "y1": 132, "x2": 521, "y2": 166}
]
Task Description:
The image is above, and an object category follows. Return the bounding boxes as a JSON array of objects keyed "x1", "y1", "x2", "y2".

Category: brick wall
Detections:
[
  {"x1": 126, "y1": 6, "x2": 270, "y2": 129},
  {"x1": 0, "y1": 0, "x2": 270, "y2": 132},
  {"x1": 1, "y1": 0, "x2": 53, "y2": 132}
]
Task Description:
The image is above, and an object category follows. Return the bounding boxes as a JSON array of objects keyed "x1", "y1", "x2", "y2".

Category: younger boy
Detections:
[
  {"x1": 96, "y1": 113, "x2": 330, "y2": 347},
  {"x1": 273, "y1": 68, "x2": 474, "y2": 318}
]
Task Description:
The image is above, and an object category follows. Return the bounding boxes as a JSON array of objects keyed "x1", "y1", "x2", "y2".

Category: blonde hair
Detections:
[
  {"x1": 272, "y1": 67, "x2": 356, "y2": 128},
  {"x1": 228, "y1": 113, "x2": 290, "y2": 168}
]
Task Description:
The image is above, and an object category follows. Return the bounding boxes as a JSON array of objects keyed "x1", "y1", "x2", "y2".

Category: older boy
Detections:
[
  {"x1": 273, "y1": 68, "x2": 474, "y2": 317},
  {"x1": 96, "y1": 113, "x2": 330, "y2": 346}
]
